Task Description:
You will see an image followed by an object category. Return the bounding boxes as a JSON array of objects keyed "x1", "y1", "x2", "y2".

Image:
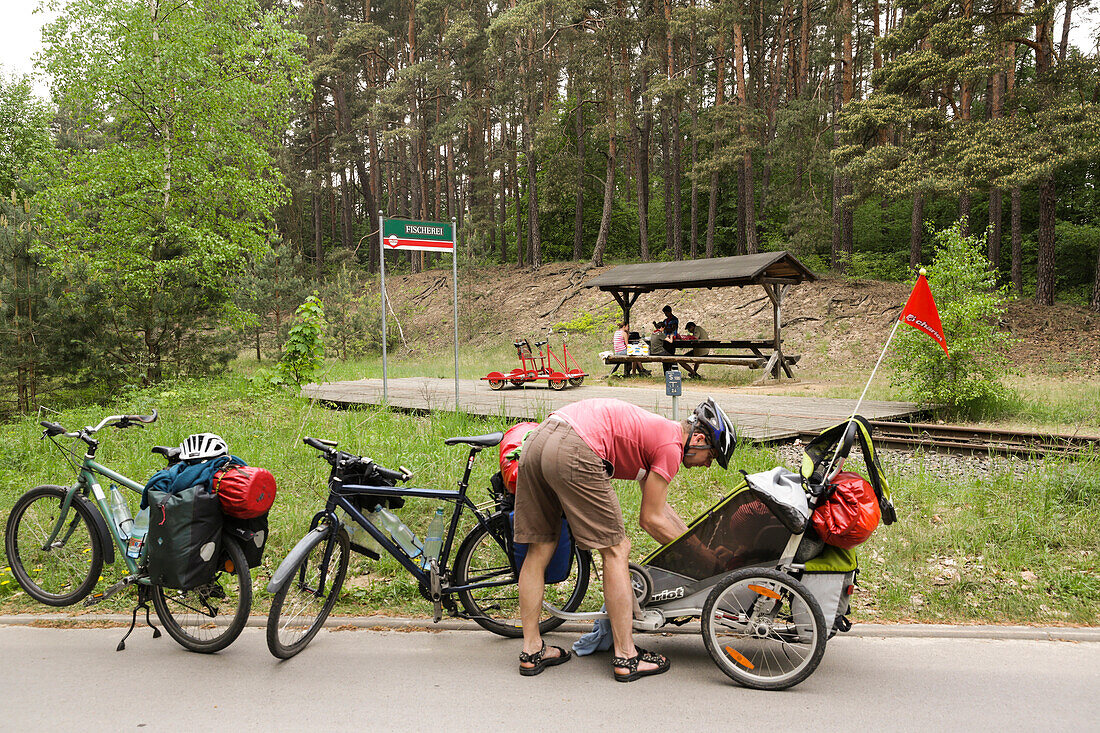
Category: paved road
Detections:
[{"x1": 2, "y1": 624, "x2": 1098, "y2": 731}]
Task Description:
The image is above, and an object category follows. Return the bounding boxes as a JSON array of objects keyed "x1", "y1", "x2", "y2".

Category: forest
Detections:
[{"x1": 1, "y1": 0, "x2": 1098, "y2": 413}]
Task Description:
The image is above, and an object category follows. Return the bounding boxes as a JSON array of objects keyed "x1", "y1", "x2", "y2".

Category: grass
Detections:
[{"x1": 1, "y1": 367, "x2": 1098, "y2": 626}]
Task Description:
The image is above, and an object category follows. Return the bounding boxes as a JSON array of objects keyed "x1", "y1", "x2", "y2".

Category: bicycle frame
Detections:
[
  {"x1": 46, "y1": 457, "x2": 147, "y2": 577},
  {"x1": 309, "y1": 445, "x2": 516, "y2": 597}
]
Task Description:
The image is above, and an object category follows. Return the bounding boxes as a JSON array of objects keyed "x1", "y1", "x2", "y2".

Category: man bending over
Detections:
[{"x1": 514, "y1": 397, "x2": 736, "y2": 681}]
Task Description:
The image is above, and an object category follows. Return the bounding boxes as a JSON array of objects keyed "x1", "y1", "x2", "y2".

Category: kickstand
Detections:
[{"x1": 116, "y1": 588, "x2": 161, "y2": 651}]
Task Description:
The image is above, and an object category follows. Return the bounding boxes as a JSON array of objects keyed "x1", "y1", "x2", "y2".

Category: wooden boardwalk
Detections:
[{"x1": 301, "y1": 378, "x2": 924, "y2": 442}]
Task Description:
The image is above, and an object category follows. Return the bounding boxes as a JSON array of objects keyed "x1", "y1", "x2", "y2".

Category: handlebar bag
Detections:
[
  {"x1": 146, "y1": 485, "x2": 224, "y2": 590},
  {"x1": 810, "y1": 472, "x2": 881, "y2": 549},
  {"x1": 213, "y1": 465, "x2": 277, "y2": 519}
]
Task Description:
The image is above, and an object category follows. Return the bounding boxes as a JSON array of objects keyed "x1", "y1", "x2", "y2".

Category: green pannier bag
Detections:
[{"x1": 146, "y1": 485, "x2": 224, "y2": 590}]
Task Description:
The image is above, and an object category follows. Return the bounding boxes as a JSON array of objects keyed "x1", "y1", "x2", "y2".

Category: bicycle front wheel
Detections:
[
  {"x1": 701, "y1": 567, "x2": 827, "y2": 691},
  {"x1": 151, "y1": 537, "x2": 252, "y2": 654},
  {"x1": 453, "y1": 523, "x2": 590, "y2": 638},
  {"x1": 266, "y1": 526, "x2": 349, "y2": 659},
  {"x1": 4, "y1": 485, "x2": 104, "y2": 606}
]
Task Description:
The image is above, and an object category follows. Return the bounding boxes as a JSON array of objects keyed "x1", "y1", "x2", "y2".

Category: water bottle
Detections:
[
  {"x1": 108, "y1": 484, "x2": 133, "y2": 540},
  {"x1": 421, "y1": 508, "x2": 446, "y2": 569},
  {"x1": 372, "y1": 505, "x2": 422, "y2": 560},
  {"x1": 338, "y1": 508, "x2": 383, "y2": 554},
  {"x1": 127, "y1": 507, "x2": 150, "y2": 559}
]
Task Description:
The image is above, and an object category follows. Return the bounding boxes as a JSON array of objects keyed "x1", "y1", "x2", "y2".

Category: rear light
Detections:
[{"x1": 845, "y1": 584, "x2": 856, "y2": 595}]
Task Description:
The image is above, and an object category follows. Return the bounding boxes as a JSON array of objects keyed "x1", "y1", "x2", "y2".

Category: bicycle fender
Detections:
[
  {"x1": 266, "y1": 526, "x2": 329, "y2": 593},
  {"x1": 73, "y1": 491, "x2": 116, "y2": 565}
]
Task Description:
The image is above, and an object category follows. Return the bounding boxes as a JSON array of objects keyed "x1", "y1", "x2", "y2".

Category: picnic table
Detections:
[{"x1": 603, "y1": 337, "x2": 800, "y2": 379}]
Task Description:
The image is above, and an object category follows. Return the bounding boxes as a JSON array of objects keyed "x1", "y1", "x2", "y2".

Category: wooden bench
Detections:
[{"x1": 603, "y1": 354, "x2": 801, "y2": 379}]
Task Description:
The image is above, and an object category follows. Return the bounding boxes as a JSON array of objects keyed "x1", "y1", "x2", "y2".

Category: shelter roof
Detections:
[{"x1": 583, "y1": 251, "x2": 816, "y2": 292}]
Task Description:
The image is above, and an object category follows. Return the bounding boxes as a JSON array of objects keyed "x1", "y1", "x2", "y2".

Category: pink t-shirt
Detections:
[{"x1": 553, "y1": 399, "x2": 684, "y2": 482}]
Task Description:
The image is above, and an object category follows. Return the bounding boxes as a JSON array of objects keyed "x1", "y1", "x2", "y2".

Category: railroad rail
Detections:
[{"x1": 796, "y1": 420, "x2": 1099, "y2": 458}]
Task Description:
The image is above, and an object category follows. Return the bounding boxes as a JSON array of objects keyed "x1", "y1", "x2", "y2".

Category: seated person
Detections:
[
  {"x1": 680, "y1": 321, "x2": 710, "y2": 378},
  {"x1": 649, "y1": 328, "x2": 676, "y2": 373}
]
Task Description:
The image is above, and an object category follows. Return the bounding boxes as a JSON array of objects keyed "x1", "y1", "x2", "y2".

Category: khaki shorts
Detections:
[{"x1": 513, "y1": 419, "x2": 625, "y2": 551}]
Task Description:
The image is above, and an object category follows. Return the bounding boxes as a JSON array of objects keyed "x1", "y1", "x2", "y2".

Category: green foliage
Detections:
[
  {"x1": 890, "y1": 224, "x2": 1016, "y2": 415},
  {"x1": 275, "y1": 294, "x2": 326, "y2": 387},
  {"x1": 554, "y1": 305, "x2": 618, "y2": 335},
  {"x1": 232, "y1": 240, "x2": 309, "y2": 362},
  {"x1": 320, "y1": 264, "x2": 395, "y2": 359},
  {"x1": 32, "y1": 0, "x2": 305, "y2": 386}
]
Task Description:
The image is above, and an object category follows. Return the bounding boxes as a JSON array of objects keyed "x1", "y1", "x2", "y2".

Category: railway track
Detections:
[{"x1": 797, "y1": 420, "x2": 1099, "y2": 458}]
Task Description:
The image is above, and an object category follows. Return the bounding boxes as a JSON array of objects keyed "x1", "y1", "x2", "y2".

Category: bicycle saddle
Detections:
[
  {"x1": 443, "y1": 432, "x2": 504, "y2": 447},
  {"x1": 151, "y1": 445, "x2": 182, "y2": 463},
  {"x1": 534, "y1": 340, "x2": 547, "y2": 348}
]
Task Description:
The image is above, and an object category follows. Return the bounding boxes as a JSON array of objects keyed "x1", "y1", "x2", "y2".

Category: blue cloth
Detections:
[
  {"x1": 572, "y1": 607, "x2": 613, "y2": 656},
  {"x1": 141, "y1": 455, "x2": 246, "y2": 509}
]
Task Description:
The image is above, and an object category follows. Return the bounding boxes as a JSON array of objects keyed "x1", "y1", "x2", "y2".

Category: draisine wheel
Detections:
[
  {"x1": 488, "y1": 378, "x2": 505, "y2": 390},
  {"x1": 548, "y1": 376, "x2": 568, "y2": 391},
  {"x1": 567, "y1": 369, "x2": 585, "y2": 387},
  {"x1": 700, "y1": 567, "x2": 826, "y2": 691}
]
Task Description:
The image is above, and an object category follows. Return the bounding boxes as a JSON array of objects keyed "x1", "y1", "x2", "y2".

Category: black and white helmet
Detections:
[
  {"x1": 688, "y1": 398, "x2": 736, "y2": 469},
  {"x1": 179, "y1": 433, "x2": 228, "y2": 462}
]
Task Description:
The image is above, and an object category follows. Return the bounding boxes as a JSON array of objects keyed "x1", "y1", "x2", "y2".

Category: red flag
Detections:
[{"x1": 899, "y1": 273, "x2": 949, "y2": 356}]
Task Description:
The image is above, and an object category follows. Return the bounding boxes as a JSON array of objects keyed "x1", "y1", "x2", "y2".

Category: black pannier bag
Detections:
[
  {"x1": 146, "y1": 485, "x2": 224, "y2": 589},
  {"x1": 224, "y1": 512, "x2": 269, "y2": 569}
]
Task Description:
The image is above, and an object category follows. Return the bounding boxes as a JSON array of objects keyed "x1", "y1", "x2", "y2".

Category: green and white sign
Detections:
[{"x1": 382, "y1": 218, "x2": 454, "y2": 252}]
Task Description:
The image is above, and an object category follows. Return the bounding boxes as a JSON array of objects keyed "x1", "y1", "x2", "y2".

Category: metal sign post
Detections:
[
  {"x1": 378, "y1": 211, "x2": 387, "y2": 405},
  {"x1": 665, "y1": 368, "x2": 682, "y2": 421},
  {"x1": 452, "y1": 217, "x2": 459, "y2": 409},
  {"x1": 378, "y1": 215, "x2": 459, "y2": 410}
]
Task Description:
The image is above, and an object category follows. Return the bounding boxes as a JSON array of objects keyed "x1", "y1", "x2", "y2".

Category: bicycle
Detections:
[
  {"x1": 3, "y1": 411, "x2": 252, "y2": 653},
  {"x1": 265, "y1": 432, "x2": 593, "y2": 659}
]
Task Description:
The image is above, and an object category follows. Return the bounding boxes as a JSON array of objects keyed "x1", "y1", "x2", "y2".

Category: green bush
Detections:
[
  {"x1": 890, "y1": 224, "x2": 1016, "y2": 416},
  {"x1": 272, "y1": 294, "x2": 326, "y2": 387}
]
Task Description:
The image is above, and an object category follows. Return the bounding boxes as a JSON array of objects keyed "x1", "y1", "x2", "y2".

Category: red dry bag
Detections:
[
  {"x1": 213, "y1": 465, "x2": 277, "y2": 519},
  {"x1": 811, "y1": 471, "x2": 881, "y2": 549},
  {"x1": 499, "y1": 421, "x2": 540, "y2": 494}
]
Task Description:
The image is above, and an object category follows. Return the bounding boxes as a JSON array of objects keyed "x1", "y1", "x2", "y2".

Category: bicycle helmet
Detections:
[
  {"x1": 687, "y1": 398, "x2": 736, "y2": 469},
  {"x1": 179, "y1": 433, "x2": 228, "y2": 462}
]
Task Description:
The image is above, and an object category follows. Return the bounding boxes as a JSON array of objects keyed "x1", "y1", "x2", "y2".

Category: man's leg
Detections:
[
  {"x1": 598, "y1": 539, "x2": 661, "y2": 675},
  {"x1": 519, "y1": 541, "x2": 563, "y2": 668}
]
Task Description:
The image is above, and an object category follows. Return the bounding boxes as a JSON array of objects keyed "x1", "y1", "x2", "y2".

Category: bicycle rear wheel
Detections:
[
  {"x1": 4, "y1": 486, "x2": 104, "y2": 606},
  {"x1": 151, "y1": 537, "x2": 252, "y2": 654},
  {"x1": 453, "y1": 523, "x2": 590, "y2": 638},
  {"x1": 266, "y1": 526, "x2": 349, "y2": 659},
  {"x1": 701, "y1": 567, "x2": 826, "y2": 690}
]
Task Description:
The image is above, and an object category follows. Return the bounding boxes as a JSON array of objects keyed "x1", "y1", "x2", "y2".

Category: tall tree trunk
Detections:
[
  {"x1": 660, "y1": 107, "x2": 672, "y2": 256},
  {"x1": 706, "y1": 33, "x2": 725, "y2": 259},
  {"x1": 636, "y1": 102, "x2": 652, "y2": 261},
  {"x1": 1035, "y1": 175, "x2": 1056, "y2": 305},
  {"x1": 1011, "y1": 186, "x2": 1023, "y2": 294},
  {"x1": 734, "y1": 19, "x2": 757, "y2": 254},
  {"x1": 593, "y1": 78, "x2": 617, "y2": 267},
  {"x1": 910, "y1": 192, "x2": 924, "y2": 268},
  {"x1": 573, "y1": 93, "x2": 586, "y2": 260},
  {"x1": 988, "y1": 190, "x2": 1003, "y2": 273}
]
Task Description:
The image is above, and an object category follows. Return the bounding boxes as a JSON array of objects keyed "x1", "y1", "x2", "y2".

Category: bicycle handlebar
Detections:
[
  {"x1": 40, "y1": 409, "x2": 159, "y2": 440},
  {"x1": 304, "y1": 436, "x2": 411, "y2": 482}
]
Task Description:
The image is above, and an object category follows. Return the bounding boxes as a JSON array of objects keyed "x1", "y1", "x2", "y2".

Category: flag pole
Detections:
[{"x1": 824, "y1": 267, "x2": 929, "y2": 477}]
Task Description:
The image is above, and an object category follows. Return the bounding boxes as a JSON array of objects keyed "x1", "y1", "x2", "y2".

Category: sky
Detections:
[{"x1": 1, "y1": 0, "x2": 1097, "y2": 98}]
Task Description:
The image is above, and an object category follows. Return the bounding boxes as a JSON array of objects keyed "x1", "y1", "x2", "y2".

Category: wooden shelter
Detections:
[{"x1": 584, "y1": 251, "x2": 816, "y2": 378}]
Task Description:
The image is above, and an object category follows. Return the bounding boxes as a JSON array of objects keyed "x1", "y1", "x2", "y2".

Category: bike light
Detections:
[{"x1": 846, "y1": 584, "x2": 856, "y2": 595}]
